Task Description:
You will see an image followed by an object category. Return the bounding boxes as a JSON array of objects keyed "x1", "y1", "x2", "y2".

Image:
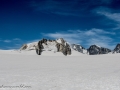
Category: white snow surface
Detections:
[
  {"x1": 42, "y1": 41, "x2": 58, "y2": 52},
  {"x1": 21, "y1": 42, "x2": 38, "y2": 50},
  {"x1": 0, "y1": 50, "x2": 120, "y2": 90}
]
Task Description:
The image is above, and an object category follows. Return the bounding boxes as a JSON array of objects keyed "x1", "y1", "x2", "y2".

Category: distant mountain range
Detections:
[
  {"x1": 87, "y1": 45, "x2": 111, "y2": 55},
  {"x1": 19, "y1": 38, "x2": 120, "y2": 55}
]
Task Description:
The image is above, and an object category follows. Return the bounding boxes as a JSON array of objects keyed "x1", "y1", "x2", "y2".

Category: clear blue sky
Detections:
[{"x1": 0, "y1": 0, "x2": 120, "y2": 50}]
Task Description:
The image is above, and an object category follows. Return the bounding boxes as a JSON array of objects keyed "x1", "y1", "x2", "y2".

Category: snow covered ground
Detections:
[{"x1": 0, "y1": 50, "x2": 120, "y2": 90}]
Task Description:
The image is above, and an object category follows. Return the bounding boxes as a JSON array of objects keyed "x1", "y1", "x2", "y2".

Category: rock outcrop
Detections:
[
  {"x1": 87, "y1": 45, "x2": 111, "y2": 55},
  {"x1": 22, "y1": 38, "x2": 72, "y2": 56},
  {"x1": 20, "y1": 44, "x2": 28, "y2": 50},
  {"x1": 36, "y1": 39, "x2": 47, "y2": 55},
  {"x1": 71, "y1": 44, "x2": 87, "y2": 54},
  {"x1": 19, "y1": 42, "x2": 37, "y2": 51},
  {"x1": 55, "y1": 38, "x2": 71, "y2": 55},
  {"x1": 113, "y1": 44, "x2": 120, "y2": 53}
]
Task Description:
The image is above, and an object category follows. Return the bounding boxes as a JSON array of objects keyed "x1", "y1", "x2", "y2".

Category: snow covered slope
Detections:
[
  {"x1": 19, "y1": 38, "x2": 66, "y2": 52},
  {"x1": 0, "y1": 50, "x2": 120, "y2": 90},
  {"x1": 19, "y1": 38, "x2": 83, "y2": 55},
  {"x1": 71, "y1": 44, "x2": 87, "y2": 54},
  {"x1": 20, "y1": 42, "x2": 38, "y2": 51},
  {"x1": 0, "y1": 49, "x2": 85, "y2": 56}
]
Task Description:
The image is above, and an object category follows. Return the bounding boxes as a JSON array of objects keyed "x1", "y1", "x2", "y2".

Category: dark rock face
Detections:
[
  {"x1": 36, "y1": 38, "x2": 48, "y2": 55},
  {"x1": 113, "y1": 44, "x2": 120, "y2": 53},
  {"x1": 62, "y1": 43, "x2": 71, "y2": 56},
  {"x1": 87, "y1": 45, "x2": 100, "y2": 55},
  {"x1": 36, "y1": 38, "x2": 71, "y2": 56},
  {"x1": 100, "y1": 47, "x2": 111, "y2": 54},
  {"x1": 71, "y1": 44, "x2": 85, "y2": 53},
  {"x1": 87, "y1": 45, "x2": 111, "y2": 55},
  {"x1": 55, "y1": 38, "x2": 71, "y2": 56}
]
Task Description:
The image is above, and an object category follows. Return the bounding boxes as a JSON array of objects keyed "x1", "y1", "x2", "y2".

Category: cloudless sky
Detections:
[{"x1": 0, "y1": 0, "x2": 120, "y2": 49}]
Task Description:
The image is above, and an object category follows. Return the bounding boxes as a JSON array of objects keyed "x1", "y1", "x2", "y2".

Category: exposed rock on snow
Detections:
[
  {"x1": 20, "y1": 42, "x2": 38, "y2": 51},
  {"x1": 87, "y1": 45, "x2": 111, "y2": 55},
  {"x1": 113, "y1": 44, "x2": 120, "y2": 53},
  {"x1": 71, "y1": 44, "x2": 87, "y2": 54},
  {"x1": 20, "y1": 38, "x2": 72, "y2": 56},
  {"x1": 36, "y1": 39, "x2": 48, "y2": 55},
  {"x1": 19, "y1": 38, "x2": 117, "y2": 56},
  {"x1": 20, "y1": 44, "x2": 28, "y2": 50},
  {"x1": 55, "y1": 38, "x2": 71, "y2": 55}
]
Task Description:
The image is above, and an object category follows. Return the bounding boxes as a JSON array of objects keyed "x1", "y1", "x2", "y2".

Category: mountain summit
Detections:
[
  {"x1": 19, "y1": 38, "x2": 120, "y2": 55},
  {"x1": 19, "y1": 38, "x2": 72, "y2": 56},
  {"x1": 113, "y1": 44, "x2": 120, "y2": 53},
  {"x1": 87, "y1": 45, "x2": 111, "y2": 55},
  {"x1": 71, "y1": 44, "x2": 87, "y2": 54}
]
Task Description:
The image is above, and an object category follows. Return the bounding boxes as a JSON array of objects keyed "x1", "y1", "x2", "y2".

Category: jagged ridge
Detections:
[
  {"x1": 87, "y1": 45, "x2": 111, "y2": 55},
  {"x1": 19, "y1": 38, "x2": 120, "y2": 55},
  {"x1": 20, "y1": 38, "x2": 72, "y2": 56}
]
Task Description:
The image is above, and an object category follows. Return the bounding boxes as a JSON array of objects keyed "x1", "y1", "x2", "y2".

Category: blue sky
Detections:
[{"x1": 0, "y1": 0, "x2": 120, "y2": 50}]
